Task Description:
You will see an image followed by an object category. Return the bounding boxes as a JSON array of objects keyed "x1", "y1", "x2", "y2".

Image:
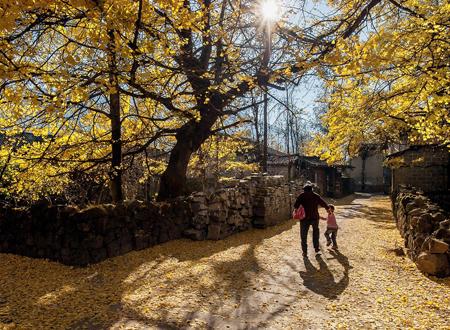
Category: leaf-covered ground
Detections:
[{"x1": 1, "y1": 194, "x2": 449, "y2": 329}]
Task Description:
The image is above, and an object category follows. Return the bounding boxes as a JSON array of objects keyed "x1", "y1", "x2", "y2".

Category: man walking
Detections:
[{"x1": 294, "y1": 181, "x2": 329, "y2": 257}]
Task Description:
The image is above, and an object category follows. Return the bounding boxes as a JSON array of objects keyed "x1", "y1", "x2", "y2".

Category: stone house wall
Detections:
[
  {"x1": 296, "y1": 156, "x2": 346, "y2": 198},
  {"x1": 392, "y1": 187, "x2": 450, "y2": 277},
  {"x1": 388, "y1": 145, "x2": 449, "y2": 194},
  {"x1": 267, "y1": 163, "x2": 295, "y2": 180},
  {"x1": 0, "y1": 175, "x2": 303, "y2": 266}
]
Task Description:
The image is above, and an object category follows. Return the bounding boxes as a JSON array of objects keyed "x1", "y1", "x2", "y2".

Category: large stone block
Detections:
[
  {"x1": 190, "y1": 202, "x2": 207, "y2": 213},
  {"x1": 413, "y1": 235, "x2": 426, "y2": 252},
  {"x1": 106, "y1": 240, "x2": 120, "y2": 257},
  {"x1": 440, "y1": 219, "x2": 450, "y2": 229},
  {"x1": 208, "y1": 202, "x2": 223, "y2": 211},
  {"x1": 133, "y1": 230, "x2": 149, "y2": 250},
  {"x1": 84, "y1": 235, "x2": 104, "y2": 249},
  {"x1": 90, "y1": 248, "x2": 107, "y2": 263},
  {"x1": 434, "y1": 228, "x2": 450, "y2": 240},
  {"x1": 408, "y1": 208, "x2": 425, "y2": 217},
  {"x1": 184, "y1": 229, "x2": 206, "y2": 241},
  {"x1": 425, "y1": 238, "x2": 449, "y2": 254},
  {"x1": 207, "y1": 224, "x2": 222, "y2": 240},
  {"x1": 416, "y1": 252, "x2": 450, "y2": 277},
  {"x1": 227, "y1": 212, "x2": 243, "y2": 225},
  {"x1": 68, "y1": 248, "x2": 90, "y2": 266},
  {"x1": 119, "y1": 240, "x2": 133, "y2": 254},
  {"x1": 431, "y1": 212, "x2": 446, "y2": 223}
]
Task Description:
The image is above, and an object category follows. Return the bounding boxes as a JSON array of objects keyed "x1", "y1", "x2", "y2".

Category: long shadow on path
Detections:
[
  {"x1": 299, "y1": 250, "x2": 352, "y2": 300},
  {"x1": 0, "y1": 220, "x2": 301, "y2": 329}
]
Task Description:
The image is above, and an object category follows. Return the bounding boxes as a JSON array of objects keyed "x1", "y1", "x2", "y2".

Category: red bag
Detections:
[{"x1": 292, "y1": 206, "x2": 305, "y2": 220}]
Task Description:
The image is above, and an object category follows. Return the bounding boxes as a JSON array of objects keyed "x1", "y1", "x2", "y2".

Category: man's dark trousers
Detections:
[{"x1": 300, "y1": 218, "x2": 319, "y2": 253}]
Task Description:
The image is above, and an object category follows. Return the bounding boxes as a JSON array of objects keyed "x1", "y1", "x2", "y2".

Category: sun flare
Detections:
[{"x1": 259, "y1": 0, "x2": 281, "y2": 22}]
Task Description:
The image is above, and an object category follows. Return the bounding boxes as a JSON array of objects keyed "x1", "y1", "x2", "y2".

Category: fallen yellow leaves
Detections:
[{"x1": 0, "y1": 195, "x2": 449, "y2": 329}]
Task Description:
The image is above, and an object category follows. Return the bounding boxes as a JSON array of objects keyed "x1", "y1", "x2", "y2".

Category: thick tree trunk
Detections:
[
  {"x1": 108, "y1": 29, "x2": 123, "y2": 203},
  {"x1": 109, "y1": 91, "x2": 123, "y2": 203},
  {"x1": 158, "y1": 139, "x2": 192, "y2": 199},
  {"x1": 158, "y1": 114, "x2": 217, "y2": 200}
]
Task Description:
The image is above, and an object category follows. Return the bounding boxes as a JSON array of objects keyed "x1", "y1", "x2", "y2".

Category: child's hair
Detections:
[{"x1": 328, "y1": 204, "x2": 335, "y2": 211}]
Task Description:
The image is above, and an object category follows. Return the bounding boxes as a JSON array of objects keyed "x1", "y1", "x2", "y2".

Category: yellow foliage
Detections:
[
  {"x1": 312, "y1": 0, "x2": 450, "y2": 162},
  {"x1": 188, "y1": 133, "x2": 258, "y2": 178},
  {"x1": 0, "y1": 0, "x2": 265, "y2": 199}
]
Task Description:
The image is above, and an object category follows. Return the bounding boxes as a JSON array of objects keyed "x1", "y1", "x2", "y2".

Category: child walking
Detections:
[{"x1": 320, "y1": 204, "x2": 338, "y2": 249}]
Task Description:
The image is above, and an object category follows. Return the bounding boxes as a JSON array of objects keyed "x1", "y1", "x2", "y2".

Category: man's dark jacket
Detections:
[{"x1": 294, "y1": 191, "x2": 329, "y2": 220}]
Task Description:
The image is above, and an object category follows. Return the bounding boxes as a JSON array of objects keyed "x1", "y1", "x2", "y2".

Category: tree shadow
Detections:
[
  {"x1": 336, "y1": 204, "x2": 395, "y2": 224},
  {"x1": 109, "y1": 241, "x2": 304, "y2": 329},
  {"x1": 169, "y1": 219, "x2": 297, "y2": 262},
  {"x1": 298, "y1": 250, "x2": 352, "y2": 300},
  {"x1": 112, "y1": 220, "x2": 304, "y2": 329},
  {"x1": 325, "y1": 192, "x2": 373, "y2": 207},
  {"x1": 0, "y1": 219, "x2": 304, "y2": 329}
]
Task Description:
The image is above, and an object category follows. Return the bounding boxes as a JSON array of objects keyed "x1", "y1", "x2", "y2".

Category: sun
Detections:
[{"x1": 259, "y1": 0, "x2": 281, "y2": 23}]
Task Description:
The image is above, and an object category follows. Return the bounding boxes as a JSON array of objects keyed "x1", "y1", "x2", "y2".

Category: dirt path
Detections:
[{"x1": 1, "y1": 194, "x2": 449, "y2": 329}]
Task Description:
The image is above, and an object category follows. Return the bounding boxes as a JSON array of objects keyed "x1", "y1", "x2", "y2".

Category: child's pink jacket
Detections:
[{"x1": 326, "y1": 214, "x2": 338, "y2": 229}]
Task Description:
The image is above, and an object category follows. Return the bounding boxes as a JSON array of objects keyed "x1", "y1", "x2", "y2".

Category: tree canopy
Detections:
[
  {"x1": 0, "y1": 0, "x2": 316, "y2": 201},
  {"x1": 2, "y1": 0, "x2": 446, "y2": 201},
  {"x1": 310, "y1": 0, "x2": 449, "y2": 162}
]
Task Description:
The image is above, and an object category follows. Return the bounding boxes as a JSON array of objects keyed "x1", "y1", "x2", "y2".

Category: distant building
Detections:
[
  {"x1": 345, "y1": 144, "x2": 390, "y2": 193},
  {"x1": 262, "y1": 147, "x2": 353, "y2": 197},
  {"x1": 386, "y1": 144, "x2": 449, "y2": 194},
  {"x1": 266, "y1": 147, "x2": 296, "y2": 179},
  {"x1": 295, "y1": 155, "x2": 350, "y2": 198}
]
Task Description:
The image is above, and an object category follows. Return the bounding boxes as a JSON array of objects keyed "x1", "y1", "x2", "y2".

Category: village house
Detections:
[
  {"x1": 265, "y1": 149, "x2": 350, "y2": 198},
  {"x1": 294, "y1": 155, "x2": 350, "y2": 198},
  {"x1": 385, "y1": 144, "x2": 450, "y2": 209},
  {"x1": 345, "y1": 144, "x2": 390, "y2": 193}
]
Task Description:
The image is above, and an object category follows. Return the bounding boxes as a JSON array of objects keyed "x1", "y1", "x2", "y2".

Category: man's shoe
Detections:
[
  {"x1": 332, "y1": 245, "x2": 338, "y2": 250},
  {"x1": 326, "y1": 240, "x2": 332, "y2": 247}
]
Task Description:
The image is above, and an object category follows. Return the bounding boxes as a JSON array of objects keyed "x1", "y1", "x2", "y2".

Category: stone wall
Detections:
[
  {"x1": 0, "y1": 200, "x2": 192, "y2": 266},
  {"x1": 0, "y1": 175, "x2": 303, "y2": 266},
  {"x1": 392, "y1": 187, "x2": 450, "y2": 277},
  {"x1": 184, "y1": 176, "x2": 303, "y2": 241}
]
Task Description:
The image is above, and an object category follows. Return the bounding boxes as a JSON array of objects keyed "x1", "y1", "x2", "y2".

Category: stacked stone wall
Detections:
[
  {"x1": 392, "y1": 186, "x2": 450, "y2": 277},
  {"x1": 0, "y1": 175, "x2": 303, "y2": 266},
  {"x1": 0, "y1": 200, "x2": 191, "y2": 265}
]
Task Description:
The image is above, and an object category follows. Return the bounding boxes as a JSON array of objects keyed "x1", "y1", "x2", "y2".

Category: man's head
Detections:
[{"x1": 303, "y1": 181, "x2": 313, "y2": 192}]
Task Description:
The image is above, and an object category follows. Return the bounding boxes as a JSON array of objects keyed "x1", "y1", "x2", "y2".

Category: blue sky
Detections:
[{"x1": 261, "y1": 0, "x2": 332, "y2": 151}]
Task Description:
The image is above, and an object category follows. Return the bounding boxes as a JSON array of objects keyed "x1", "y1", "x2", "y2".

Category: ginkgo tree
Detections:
[
  {"x1": 1, "y1": 0, "x2": 181, "y2": 201},
  {"x1": 0, "y1": 0, "x2": 387, "y2": 202},
  {"x1": 309, "y1": 0, "x2": 450, "y2": 163},
  {"x1": 0, "y1": 0, "x2": 299, "y2": 202}
]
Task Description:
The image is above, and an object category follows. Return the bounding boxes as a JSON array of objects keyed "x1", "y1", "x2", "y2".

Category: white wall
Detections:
[{"x1": 348, "y1": 152, "x2": 385, "y2": 191}]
